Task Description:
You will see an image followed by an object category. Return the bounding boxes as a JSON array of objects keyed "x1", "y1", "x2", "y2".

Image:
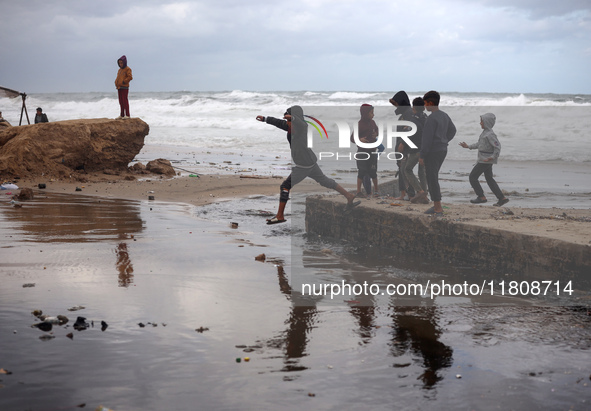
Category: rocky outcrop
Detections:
[{"x1": 0, "y1": 118, "x2": 149, "y2": 178}]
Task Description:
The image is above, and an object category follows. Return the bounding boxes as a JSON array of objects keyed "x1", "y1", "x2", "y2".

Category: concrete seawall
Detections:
[{"x1": 305, "y1": 195, "x2": 591, "y2": 280}]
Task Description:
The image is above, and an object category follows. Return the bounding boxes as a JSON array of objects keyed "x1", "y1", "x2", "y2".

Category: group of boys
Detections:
[{"x1": 257, "y1": 89, "x2": 508, "y2": 224}]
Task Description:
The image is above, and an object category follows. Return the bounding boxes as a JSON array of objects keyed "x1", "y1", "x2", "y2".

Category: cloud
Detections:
[{"x1": 1, "y1": 0, "x2": 590, "y2": 93}]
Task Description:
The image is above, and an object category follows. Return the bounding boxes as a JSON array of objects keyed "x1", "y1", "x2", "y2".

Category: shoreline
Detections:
[
  {"x1": 6, "y1": 172, "x2": 589, "y2": 247},
  {"x1": 11, "y1": 174, "x2": 286, "y2": 207}
]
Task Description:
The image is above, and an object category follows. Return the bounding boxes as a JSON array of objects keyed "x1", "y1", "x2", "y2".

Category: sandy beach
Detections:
[
  {"x1": 10, "y1": 168, "x2": 591, "y2": 245},
  {"x1": 2, "y1": 158, "x2": 591, "y2": 410}
]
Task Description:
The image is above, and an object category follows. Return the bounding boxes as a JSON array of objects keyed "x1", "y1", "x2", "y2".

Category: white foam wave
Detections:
[{"x1": 1, "y1": 90, "x2": 590, "y2": 163}]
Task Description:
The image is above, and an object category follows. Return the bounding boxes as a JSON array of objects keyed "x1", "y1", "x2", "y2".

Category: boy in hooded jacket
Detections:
[
  {"x1": 389, "y1": 91, "x2": 416, "y2": 200},
  {"x1": 351, "y1": 104, "x2": 380, "y2": 197},
  {"x1": 256, "y1": 106, "x2": 360, "y2": 224},
  {"x1": 115, "y1": 55, "x2": 133, "y2": 119},
  {"x1": 459, "y1": 113, "x2": 509, "y2": 207}
]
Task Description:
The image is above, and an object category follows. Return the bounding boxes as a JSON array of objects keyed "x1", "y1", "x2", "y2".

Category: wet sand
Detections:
[
  {"x1": 1, "y1": 158, "x2": 591, "y2": 409},
  {"x1": 11, "y1": 169, "x2": 591, "y2": 245}
]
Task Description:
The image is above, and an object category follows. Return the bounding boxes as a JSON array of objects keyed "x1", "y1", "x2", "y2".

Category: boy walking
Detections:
[{"x1": 459, "y1": 113, "x2": 509, "y2": 207}]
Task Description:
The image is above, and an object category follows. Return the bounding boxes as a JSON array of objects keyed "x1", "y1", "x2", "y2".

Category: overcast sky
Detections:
[{"x1": 1, "y1": 0, "x2": 590, "y2": 94}]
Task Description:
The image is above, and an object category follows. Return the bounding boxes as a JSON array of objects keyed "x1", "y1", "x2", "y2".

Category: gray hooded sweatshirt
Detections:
[
  {"x1": 468, "y1": 113, "x2": 501, "y2": 164},
  {"x1": 289, "y1": 105, "x2": 317, "y2": 168}
]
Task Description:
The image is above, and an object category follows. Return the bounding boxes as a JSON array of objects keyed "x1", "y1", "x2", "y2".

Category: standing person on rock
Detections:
[{"x1": 115, "y1": 55, "x2": 133, "y2": 119}]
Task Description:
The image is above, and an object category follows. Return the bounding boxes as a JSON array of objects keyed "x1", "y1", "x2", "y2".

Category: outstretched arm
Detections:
[{"x1": 257, "y1": 115, "x2": 289, "y2": 132}]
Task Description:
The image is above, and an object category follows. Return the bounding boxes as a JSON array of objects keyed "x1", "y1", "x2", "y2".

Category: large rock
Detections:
[
  {"x1": 0, "y1": 118, "x2": 149, "y2": 178},
  {"x1": 146, "y1": 158, "x2": 176, "y2": 176}
]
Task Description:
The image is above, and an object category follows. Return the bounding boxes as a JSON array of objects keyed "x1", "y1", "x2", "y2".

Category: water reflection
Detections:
[
  {"x1": 265, "y1": 263, "x2": 319, "y2": 372},
  {"x1": 115, "y1": 241, "x2": 134, "y2": 287},
  {"x1": 4, "y1": 192, "x2": 144, "y2": 242},
  {"x1": 298, "y1": 247, "x2": 453, "y2": 389},
  {"x1": 349, "y1": 304, "x2": 376, "y2": 344},
  {"x1": 389, "y1": 306, "x2": 453, "y2": 388}
]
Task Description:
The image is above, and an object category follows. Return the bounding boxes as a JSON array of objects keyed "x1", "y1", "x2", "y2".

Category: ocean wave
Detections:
[
  {"x1": 328, "y1": 91, "x2": 383, "y2": 100},
  {"x1": 1, "y1": 91, "x2": 590, "y2": 163}
]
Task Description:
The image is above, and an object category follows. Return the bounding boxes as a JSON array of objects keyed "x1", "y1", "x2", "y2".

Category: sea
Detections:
[
  {"x1": 2, "y1": 90, "x2": 590, "y2": 207},
  {"x1": 2, "y1": 90, "x2": 590, "y2": 160}
]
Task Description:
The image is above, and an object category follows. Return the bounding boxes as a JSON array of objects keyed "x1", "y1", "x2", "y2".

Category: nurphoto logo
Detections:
[{"x1": 305, "y1": 117, "x2": 418, "y2": 161}]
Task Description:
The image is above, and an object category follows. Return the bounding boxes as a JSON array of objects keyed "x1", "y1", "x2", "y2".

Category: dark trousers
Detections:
[
  {"x1": 118, "y1": 88, "x2": 130, "y2": 117},
  {"x1": 469, "y1": 162, "x2": 503, "y2": 200},
  {"x1": 279, "y1": 164, "x2": 337, "y2": 203},
  {"x1": 397, "y1": 158, "x2": 415, "y2": 197},
  {"x1": 424, "y1": 150, "x2": 447, "y2": 202}
]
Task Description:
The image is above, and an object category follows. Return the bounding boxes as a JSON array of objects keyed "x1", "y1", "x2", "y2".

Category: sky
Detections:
[{"x1": 1, "y1": 0, "x2": 590, "y2": 94}]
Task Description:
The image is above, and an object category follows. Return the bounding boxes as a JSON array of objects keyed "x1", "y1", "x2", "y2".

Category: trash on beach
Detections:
[
  {"x1": 38, "y1": 183, "x2": 46, "y2": 189},
  {"x1": 68, "y1": 305, "x2": 85, "y2": 311},
  {"x1": 22, "y1": 283, "x2": 35, "y2": 288},
  {"x1": 148, "y1": 195, "x2": 155, "y2": 200},
  {"x1": 57, "y1": 315, "x2": 69, "y2": 325},
  {"x1": 95, "y1": 406, "x2": 115, "y2": 411},
  {"x1": 230, "y1": 222, "x2": 239, "y2": 229},
  {"x1": 254, "y1": 253, "x2": 266, "y2": 261},
  {"x1": 0, "y1": 183, "x2": 19, "y2": 190},
  {"x1": 73, "y1": 317, "x2": 89, "y2": 331},
  {"x1": 75, "y1": 187, "x2": 82, "y2": 191},
  {"x1": 33, "y1": 322, "x2": 53, "y2": 332},
  {"x1": 41, "y1": 316, "x2": 60, "y2": 324},
  {"x1": 240, "y1": 175, "x2": 270, "y2": 179},
  {"x1": 195, "y1": 326, "x2": 209, "y2": 333}
]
